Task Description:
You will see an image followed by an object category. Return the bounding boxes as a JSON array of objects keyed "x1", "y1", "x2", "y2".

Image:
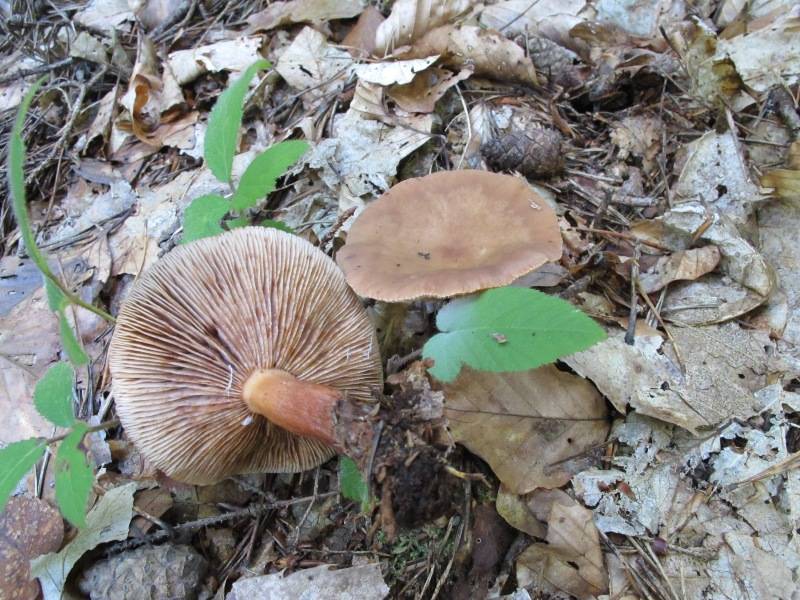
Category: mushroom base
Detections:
[{"x1": 243, "y1": 369, "x2": 341, "y2": 448}]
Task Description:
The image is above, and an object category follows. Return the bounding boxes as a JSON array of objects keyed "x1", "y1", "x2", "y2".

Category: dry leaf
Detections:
[
  {"x1": 374, "y1": 0, "x2": 477, "y2": 55},
  {"x1": 0, "y1": 497, "x2": 63, "y2": 600},
  {"x1": 399, "y1": 25, "x2": 539, "y2": 86},
  {"x1": 246, "y1": 0, "x2": 364, "y2": 33},
  {"x1": 275, "y1": 27, "x2": 354, "y2": 110},
  {"x1": 479, "y1": 0, "x2": 587, "y2": 40},
  {"x1": 496, "y1": 485, "x2": 577, "y2": 539},
  {"x1": 355, "y1": 56, "x2": 439, "y2": 86},
  {"x1": 387, "y1": 66, "x2": 472, "y2": 113},
  {"x1": 227, "y1": 563, "x2": 389, "y2": 599},
  {"x1": 444, "y1": 366, "x2": 609, "y2": 494},
  {"x1": 343, "y1": 6, "x2": 386, "y2": 58},
  {"x1": 167, "y1": 37, "x2": 264, "y2": 85},
  {"x1": 73, "y1": 0, "x2": 135, "y2": 36},
  {"x1": 516, "y1": 498, "x2": 607, "y2": 599},
  {"x1": 639, "y1": 245, "x2": 721, "y2": 293}
]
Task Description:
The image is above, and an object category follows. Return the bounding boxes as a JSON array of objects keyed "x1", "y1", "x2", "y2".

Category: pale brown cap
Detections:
[
  {"x1": 336, "y1": 170, "x2": 563, "y2": 301},
  {"x1": 108, "y1": 227, "x2": 382, "y2": 484}
]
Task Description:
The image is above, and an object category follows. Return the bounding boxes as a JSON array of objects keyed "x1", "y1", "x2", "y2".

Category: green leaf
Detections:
[
  {"x1": 57, "y1": 310, "x2": 89, "y2": 366},
  {"x1": 339, "y1": 456, "x2": 371, "y2": 512},
  {"x1": 204, "y1": 59, "x2": 270, "y2": 183},
  {"x1": 34, "y1": 362, "x2": 76, "y2": 427},
  {"x1": 182, "y1": 194, "x2": 229, "y2": 243},
  {"x1": 260, "y1": 219, "x2": 294, "y2": 233},
  {"x1": 55, "y1": 423, "x2": 93, "y2": 528},
  {"x1": 0, "y1": 438, "x2": 46, "y2": 513},
  {"x1": 423, "y1": 287, "x2": 607, "y2": 382},
  {"x1": 231, "y1": 140, "x2": 309, "y2": 211},
  {"x1": 45, "y1": 277, "x2": 67, "y2": 311}
]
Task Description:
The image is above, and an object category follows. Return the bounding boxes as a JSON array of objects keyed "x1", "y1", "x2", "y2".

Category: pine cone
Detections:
[{"x1": 481, "y1": 127, "x2": 565, "y2": 179}]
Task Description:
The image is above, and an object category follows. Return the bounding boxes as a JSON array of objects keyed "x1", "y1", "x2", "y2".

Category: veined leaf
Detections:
[
  {"x1": 204, "y1": 59, "x2": 270, "y2": 183},
  {"x1": 55, "y1": 423, "x2": 93, "y2": 528},
  {"x1": 0, "y1": 439, "x2": 46, "y2": 512},
  {"x1": 339, "y1": 456, "x2": 371, "y2": 512},
  {"x1": 34, "y1": 362, "x2": 76, "y2": 427},
  {"x1": 231, "y1": 140, "x2": 309, "y2": 211},
  {"x1": 423, "y1": 287, "x2": 606, "y2": 382},
  {"x1": 182, "y1": 194, "x2": 229, "y2": 243}
]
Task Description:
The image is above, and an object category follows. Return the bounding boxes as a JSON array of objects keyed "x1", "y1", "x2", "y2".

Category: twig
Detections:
[
  {"x1": 431, "y1": 479, "x2": 471, "y2": 599},
  {"x1": 46, "y1": 419, "x2": 120, "y2": 445},
  {"x1": 318, "y1": 206, "x2": 356, "y2": 251},
  {"x1": 0, "y1": 57, "x2": 73, "y2": 85},
  {"x1": 624, "y1": 244, "x2": 641, "y2": 345}
]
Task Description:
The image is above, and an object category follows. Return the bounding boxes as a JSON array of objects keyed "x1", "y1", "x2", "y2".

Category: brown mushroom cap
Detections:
[
  {"x1": 108, "y1": 227, "x2": 382, "y2": 485},
  {"x1": 336, "y1": 170, "x2": 563, "y2": 302}
]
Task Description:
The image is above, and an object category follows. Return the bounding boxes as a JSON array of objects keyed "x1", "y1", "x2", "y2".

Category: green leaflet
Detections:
[
  {"x1": 423, "y1": 287, "x2": 606, "y2": 382},
  {"x1": 55, "y1": 423, "x2": 93, "y2": 528},
  {"x1": 231, "y1": 140, "x2": 309, "y2": 211},
  {"x1": 0, "y1": 438, "x2": 46, "y2": 512},
  {"x1": 204, "y1": 59, "x2": 270, "y2": 183},
  {"x1": 34, "y1": 362, "x2": 76, "y2": 427},
  {"x1": 339, "y1": 456, "x2": 371, "y2": 513},
  {"x1": 182, "y1": 194, "x2": 229, "y2": 243}
]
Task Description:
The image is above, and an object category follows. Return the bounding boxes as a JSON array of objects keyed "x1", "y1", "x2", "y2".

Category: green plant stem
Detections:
[{"x1": 46, "y1": 418, "x2": 120, "y2": 445}]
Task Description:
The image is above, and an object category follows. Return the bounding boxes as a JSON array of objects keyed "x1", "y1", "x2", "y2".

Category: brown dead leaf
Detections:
[
  {"x1": 374, "y1": 0, "x2": 476, "y2": 55},
  {"x1": 399, "y1": 25, "x2": 539, "y2": 86},
  {"x1": 479, "y1": 0, "x2": 587, "y2": 45},
  {"x1": 343, "y1": 6, "x2": 385, "y2": 58},
  {"x1": 496, "y1": 485, "x2": 576, "y2": 539},
  {"x1": 516, "y1": 497, "x2": 607, "y2": 599},
  {"x1": 388, "y1": 66, "x2": 472, "y2": 113},
  {"x1": 246, "y1": 0, "x2": 364, "y2": 33},
  {"x1": 761, "y1": 141, "x2": 800, "y2": 200},
  {"x1": 444, "y1": 366, "x2": 609, "y2": 494},
  {"x1": 0, "y1": 497, "x2": 64, "y2": 600},
  {"x1": 639, "y1": 245, "x2": 721, "y2": 293}
]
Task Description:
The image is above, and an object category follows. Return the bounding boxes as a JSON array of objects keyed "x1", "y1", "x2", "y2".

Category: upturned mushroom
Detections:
[
  {"x1": 336, "y1": 170, "x2": 562, "y2": 302},
  {"x1": 109, "y1": 227, "x2": 382, "y2": 484}
]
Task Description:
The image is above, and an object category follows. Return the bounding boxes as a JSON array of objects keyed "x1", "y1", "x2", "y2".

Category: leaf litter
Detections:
[{"x1": 3, "y1": 0, "x2": 800, "y2": 598}]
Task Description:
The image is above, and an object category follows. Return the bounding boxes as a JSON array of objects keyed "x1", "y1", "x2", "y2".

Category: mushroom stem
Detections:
[{"x1": 242, "y1": 369, "x2": 341, "y2": 447}]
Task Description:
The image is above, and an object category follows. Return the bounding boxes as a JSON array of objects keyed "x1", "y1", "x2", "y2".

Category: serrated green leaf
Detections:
[
  {"x1": 423, "y1": 287, "x2": 607, "y2": 382},
  {"x1": 231, "y1": 140, "x2": 309, "y2": 211},
  {"x1": 45, "y1": 277, "x2": 66, "y2": 311},
  {"x1": 339, "y1": 456, "x2": 370, "y2": 512},
  {"x1": 55, "y1": 423, "x2": 93, "y2": 528},
  {"x1": 261, "y1": 219, "x2": 294, "y2": 233},
  {"x1": 0, "y1": 438, "x2": 46, "y2": 513},
  {"x1": 34, "y1": 362, "x2": 76, "y2": 427},
  {"x1": 182, "y1": 194, "x2": 229, "y2": 243},
  {"x1": 205, "y1": 59, "x2": 270, "y2": 183},
  {"x1": 57, "y1": 310, "x2": 89, "y2": 366}
]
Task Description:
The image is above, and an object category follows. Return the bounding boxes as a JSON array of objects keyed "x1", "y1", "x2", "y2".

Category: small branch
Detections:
[{"x1": 46, "y1": 418, "x2": 120, "y2": 445}]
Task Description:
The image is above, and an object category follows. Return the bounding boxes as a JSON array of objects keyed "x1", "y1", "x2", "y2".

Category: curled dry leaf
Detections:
[
  {"x1": 399, "y1": 25, "x2": 539, "y2": 86},
  {"x1": 495, "y1": 485, "x2": 577, "y2": 539},
  {"x1": 167, "y1": 37, "x2": 264, "y2": 85},
  {"x1": 343, "y1": 6, "x2": 386, "y2": 58},
  {"x1": 444, "y1": 366, "x2": 609, "y2": 494},
  {"x1": 246, "y1": 0, "x2": 364, "y2": 33},
  {"x1": 638, "y1": 245, "x2": 721, "y2": 294},
  {"x1": 387, "y1": 66, "x2": 472, "y2": 113},
  {"x1": 516, "y1": 496, "x2": 607, "y2": 599},
  {"x1": 0, "y1": 497, "x2": 63, "y2": 600},
  {"x1": 355, "y1": 56, "x2": 439, "y2": 86},
  {"x1": 374, "y1": 0, "x2": 477, "y2": 55}
]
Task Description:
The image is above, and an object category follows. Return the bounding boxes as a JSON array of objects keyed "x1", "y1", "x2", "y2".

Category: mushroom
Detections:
[
  {"x1": 336, "y1": 170, "x2": 563, "y2": 302},
  {"x1": 108, "y1": 227, "x2": 382, "y2": 484}
]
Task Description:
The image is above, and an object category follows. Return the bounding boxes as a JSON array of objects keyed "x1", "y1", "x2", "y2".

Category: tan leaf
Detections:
[
  {"x1": 246, "y1": 0, "x2": 364, "y2": 33},
  {"x1": 167, "y1": 36, "x2": 264, "y2": 85},
  {"x1": 496, "y1": 485, "x2": 575, "y2": 538},
  {"x1": 387, "y1": 66, "x2": 472, "y2": 113},
  {"x1": 343, "y1": 6, "x2": 386, "y2": 58},
  {"x1": 517, "y1": 498, "x2": 608, "y2": 598},
  {"x1": 374, "y1": 0, "x2": 477, "y2": 55},
  {"x1": 444, "y1": 366, "x2": 609, "y2": 494},
  {"x1": 399, "y1": 25, "x2": 539, "y2": 86},
  {"x1": 639, "y1": 245, "x2": 721, "y2": 293}
]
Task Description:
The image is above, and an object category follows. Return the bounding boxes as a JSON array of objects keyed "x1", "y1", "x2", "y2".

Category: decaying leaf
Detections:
[
  {"x1": 73, "y1": 0, "x2": 135, "y2": 35},
  {"x1": 638, "y1": 245, "x2": 721, "y2": 293},
  {"x1": 343, "y1": 6, "x2": 385, "y2": 57},
  {"x1": 516, "y1": 496, "x2": 607, "y2": 599},
  {"x1": 227, "y1": 563, "x2": 389, "y2": 599},
  {"x1": 444, "y1": 366, "x2": 609, "y2": 494},
  {"x1": 374, "y1": 0, "x2": 477, "y2": 55},
  {"x1": 167, "y1": 37, "x2": 264, "y2": 85},
  {"x1": 761, "y1": 141, "x2": 800, "y2": 200},
  {"x1": 355, "y1": 56, "x2": 440, "y2": 86},
  {"x1": 275, "y1": 27, "x2": 354, "y2": 110},
  {"x1": 387, "y1": 66, "x2": 472, "y2": 113},
  {"x1": 399, "y1": 25, "x2": 539, "y2": 86},
  {"x1": 0, "y1": 496, "x2": 63, "y2": 600},
  {"x1": 496, "y1": 485, "x2": 576, "y2": 539},
  {"x1": 246, "y1": 0, "x2": 364, "y2": 33},
  {"x1": 564, "y1": 324, "x2": 785, "y2": 434},
  {"x1": 479, "y1": 0, "x2": 587, "y2": 43}
]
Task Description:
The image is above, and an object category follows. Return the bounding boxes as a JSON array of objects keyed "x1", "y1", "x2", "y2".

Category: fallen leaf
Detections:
[
  {"x1": 387, "y1": 66, "x2": 472, "y2": 113},
  {"x1": 0, "y1": 496, "x2": 63, "y2": 600},
  {"x1": 638, "y1": 245, "x2": 721, "y2": 293},
  {"x1": 478, "y1": 0, "x2": 587, "y2": 44},
  {"x1": 31, "y1": 482, "x2": 136, "y2": 600},
  {"x1": 595, "y1": 0, "x2": 685, "y2": 38},
  {"x1": 167, "y1": 37, "x2": 264, "y2": 85},
  {"x1": 355, "y1": 56, "x2": 439, "y2": 86},
  {"x1": 564, "y1": 324, "x2": 782, "y2": 434},
  {"x1": 761, "y1": 140, "x2": 800, "y2": 200},
  {"x1": 374, "y1": 0, "x2": 477, "y2": 55},
  {"x1": 516, "y1": 496, "x2": 607, "y2": 599},
  {"x1": 227, "y1": 563, "x2": 389, "y2": 599},
  {"x1": 496, "y1": 485, "x2": 575, "y2": 539},
  {"x1": 73, "y1": 0, "x2": 135, "y2": 36},
  {"x1": 343, "y1": 6, "x2": 386, "y2": 57},
  {"x1": 246, "y1": 0, "x2": 364, "y2": 33},
  {"x1": 444, "y1": 365, "x2": 609, "y2": 494},
  {"x1": 400, "y1": 25, "x2": 539, "y2": 86}
]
